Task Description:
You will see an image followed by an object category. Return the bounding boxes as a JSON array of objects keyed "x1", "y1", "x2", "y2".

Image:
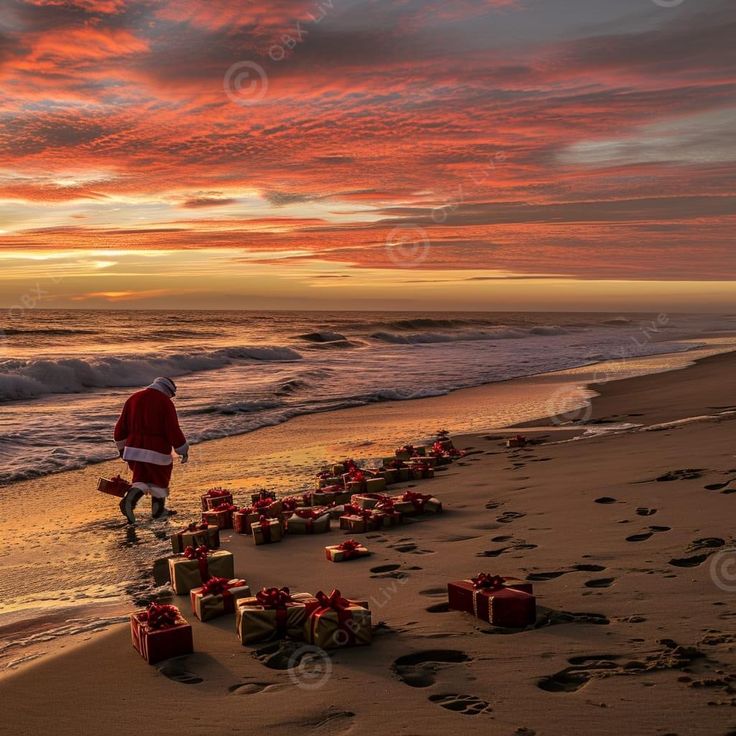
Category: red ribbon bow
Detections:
[
  {"x1": 255, "y1": 587, "x2": 293, "y2": 608},
  {"x1": 184, "y1": 544, "x2": 209, "y2": 559},
  {"x1": 471, "y1": 573, "x2": 506, "y2": 590},
  {"x1": 184, "y1": 522, "x2": 207, "y2": 532},
  {"x1": 205, "y1": 488, "x2": 230, "y2": 498},
  {"x1": 402, "y1": 490, "x2": 431, "y2": 509},
  {"x1": 293, "y1": 508, "x2": 324, "y2": 519},
  {"x1": 213, "y1": 502, "x2": 237, "y2": 512},
  {"x1": 141, "y1": 602, "x2": 181, "y2": 629},
  {"x1": 199, "y1": 576, "x2": 233, "y2": 596},
  {"x1": 281, "y1": 497, "x2": 299, "y2": 511},
  {"x1": 349, "y1": 469, "x2": 366, "y2": 482},
  {"x1": 337, "y1": 540, "x2": 362, "y2": 552},
  {"x1": 315, "y1": 589, "x2": 350, "y2": 611}
]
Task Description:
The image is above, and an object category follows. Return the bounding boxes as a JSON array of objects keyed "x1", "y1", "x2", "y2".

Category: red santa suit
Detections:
[{"x1": 114, "y1": 379, "x2": 189, "y2": 499}]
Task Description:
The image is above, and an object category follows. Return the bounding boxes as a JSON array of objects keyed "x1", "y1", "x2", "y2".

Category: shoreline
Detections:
[
  {"x1": 1, "y1": 342, "x2": 735, "y2": 734},
  {"x1": 2, "y1": 330, "x2": 733, "y2": 491}
]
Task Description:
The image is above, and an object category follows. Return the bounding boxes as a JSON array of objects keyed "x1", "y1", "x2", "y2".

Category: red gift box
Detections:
[
  {"x1": 200, "y1": 488, "x2": 234, "y2": 511},
  {"x1": 202, "y1": 503, "x2": 237, "y2": 529},
  {"x1": 447, "y1": 574, "x2": 535, "y2": 628},
  {"x1": 97, "y1": 475, "x2": 131, "y2": 498},
  {"x1": 130, "y1": 603, "x2": 193, "y2": 664}
]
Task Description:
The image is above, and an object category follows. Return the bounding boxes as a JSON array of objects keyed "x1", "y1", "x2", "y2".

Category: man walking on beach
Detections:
[{"x1": 114, "y1": 377, "x2": 189, "y2": 524}]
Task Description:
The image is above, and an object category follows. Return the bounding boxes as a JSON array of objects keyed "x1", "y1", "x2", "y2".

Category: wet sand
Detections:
[{"x1": 1, "y1": 350, "x2": 735, "y2": 735}]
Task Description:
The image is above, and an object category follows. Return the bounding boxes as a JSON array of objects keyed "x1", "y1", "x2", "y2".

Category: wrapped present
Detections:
[
  {"x1": 250, "y1": 489, "x2": 277, "y2": 504},
  {"x1": 351, "y1": 492, "x2": 392, "y2": 510},
  {"x1": 97, "y1": 475, "x2": 131, "y2": 498},
  {"x1": 201, "y1": 488, "x2": 234, "y2": 511},
  {"x1": 322, "y1": 502, "x2": 350, "y2": 520},
  {"x1": 202, "y1": 502, "x2": 237, "y2": 530},
  {"x1": 506, "y1": 434, "x2": 527, "y2": 448},
  {"x1": 378, "y1": 468, "x2": 400, "y2": 485},
  {"x1": 413, "y1": 454, "x2": 437, "y2": 468},
  {"x1": 190, "y1": 577, "x2": 252, "y2": 621},
  {"x1": 236, "y1": 588, "x2": 320, "y2": 644},
  {"x1": 233, "y1": 507, "x2": 256, "y2": 534},
  {"x1": 395, "y1": 444, "x2": 416, "y2": 461},
  {"x1": 392, "y1": 490, "x2": 442, "y2": 515},
  {"x1": 312, "y1": 488, "x2": 339, "y2": 506},
  {"x1": 130, "y1": 603, "x2": 193, "y2": 664},
  {"x1": 286, "y1": 508, "x2": 331, "y2": 534},
  {"x1": 317, "y1": 474, "x2": 342, "y2": 489},
  {"x1": 447, "y1": 573, "x2": 536, "y2": 628},
  {"x1": 252, "y1": 516, "x2": 283, "y2": 545},
  {"x1": 170, "y1": 522, "x2": 220, "y2": 554},
  {"x1": 325, "y1": 539, "x2": 370, "y2": 562},
  {"x1": 168, "y1": 546, "x2": 235, "y2": 594},
  {"x1": 339, "y1": 510, "x2": 382, "y2": 533},
  {"x1": 304, "y1": 589, "x2": 372, "y2": 649},
  {"x1": 372, "y1": 499, "x2": 403, "y2": 527},
  {"x1": 280, "y1": 496, "x2": 302, "y2": 514},
  {"x1": 408, "y1": 462, "x2": 434, "y2": 480}
]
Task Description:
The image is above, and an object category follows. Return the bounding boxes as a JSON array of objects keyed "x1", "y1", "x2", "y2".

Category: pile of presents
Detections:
[
  {"x1": 127, "y1": 431, "x2": 538, "y2": 664},
  {"x1": 187, "y1": 430, "x2": 460, "y2": 547}
]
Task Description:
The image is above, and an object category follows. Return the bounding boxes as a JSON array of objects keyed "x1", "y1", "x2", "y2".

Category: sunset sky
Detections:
[{"x1": 0, "y1": 0, "x2": 734, "y2": 310}]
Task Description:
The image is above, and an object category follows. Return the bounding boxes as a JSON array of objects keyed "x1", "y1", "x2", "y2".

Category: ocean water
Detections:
[{"x1": 0, "y1": 309, "x2": 734, "y2": 486}]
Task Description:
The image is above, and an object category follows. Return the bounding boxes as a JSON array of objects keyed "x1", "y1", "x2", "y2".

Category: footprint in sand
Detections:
[
  {"x1": 584, "y1": 577, "x2": 615, "y2": 588},
  {"x1": 391, "y1": 650, "x2": 472, "y2": 688},
  {"x1": 252, "y1": 640, "x2": 317, "y2": 670},
  {"x1": 228, "y1": 682, "x2": 285, "y2": 695},
  {"x1": 497, "y1": 511, "x2": 526, "y2": 524},
  {"x1": 370, "y1": 563, "x2": 410, "y2": 578},
  {"x1": 387, "y1": 541, "x2": 435, "y2": 555},
  {"x1": 594, "y1": 497, "x2": 617, "y2": 504},
  {"x1": 626, "y1": 525, "x2": 671, "y2": 542},
  {"x1": 428, "y1": 693, "x2": 492, "y2": 715},
  {"x1": 426, "y1": 602, "x2": 451, "y2": 613},
  {"x1": 572, "y1": 564, "x2": 606, "y2": 572},
  {"x1": 636, "y1": 507, "x2": 657, "y2": 516},
  {"x1": 527, "y1": 570, "x2": 568, "y2": 581},
  {"x1": 157, "y1": 658, "x2": 204, "y2": 684},
  {"x1": 655, "y1": 468, "x2": 704, "y2": 482},
  {"x1": 538, "y1": 645, "x2": 706, "y2": 694}
]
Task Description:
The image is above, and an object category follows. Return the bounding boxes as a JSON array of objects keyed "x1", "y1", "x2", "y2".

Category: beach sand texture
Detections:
[{"x1": 0, "y1": 352, "x2": 735, "y2": 735}]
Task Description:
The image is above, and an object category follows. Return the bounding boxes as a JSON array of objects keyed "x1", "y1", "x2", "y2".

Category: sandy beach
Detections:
[{"x1": 1, "y1": 349, "x2": 735, "y2": 735}]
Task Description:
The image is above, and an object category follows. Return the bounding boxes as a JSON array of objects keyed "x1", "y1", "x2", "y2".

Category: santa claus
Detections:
[{"x1": 114, "y1": 376, "x2": 190, "y2": 523}]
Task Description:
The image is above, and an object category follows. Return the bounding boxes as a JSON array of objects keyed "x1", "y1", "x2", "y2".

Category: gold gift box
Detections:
[
  {"x1": 251, "y1": 518, "x2": 283, "y2": 545},
  {"x1": 190, "y1": 579, "x2": 251, "y2": 621},
  {"x1": 168, "y1": 550, "x2": 235, "y2": 595},
  {"x1": 236, "y1": 592, "x2": 318, "y2": 644},
  {"x1": 304, "y1": 597, "x2": 372, "y2": 649}
]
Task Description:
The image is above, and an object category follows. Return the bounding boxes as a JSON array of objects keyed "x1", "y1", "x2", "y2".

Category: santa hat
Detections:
[{"x1": 148, "y1": 376, "x2": 177, "y2": 397}]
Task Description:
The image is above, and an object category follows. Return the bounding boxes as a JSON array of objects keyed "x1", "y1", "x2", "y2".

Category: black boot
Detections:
[
  {"x1": 119, "y1": 487, "x2": 144, "y2": 524},
  {"x1": 152, "y1": 497, "x2": 176, "y2": 519}
]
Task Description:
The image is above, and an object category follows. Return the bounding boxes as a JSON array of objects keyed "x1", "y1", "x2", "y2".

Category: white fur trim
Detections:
[
  {"x1": 175, "y1": 442, "x2": 189, "y2": 456},
  {"x1": 115, "y1": 439, "x2": 127, "y2": 450},
  {"x1": 131, "y1": 482, "x2": 170, "y2": 498},
  {"x1": 122, "y1": 446, "x2": 173, "y2": 465}
]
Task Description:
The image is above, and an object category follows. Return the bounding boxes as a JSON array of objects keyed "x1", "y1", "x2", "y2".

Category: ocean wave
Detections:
[
  {"x1": 370, "y1": 325, "x2": 569, "y2": 344},
  {"x1": 1, "y1": 327, "x2": 99, "y2": 337},
  {"x1": 296, "y1": 331, "x2": 348, "y2": 342},
  {"x1": 189, "y1": 399, "x2": 283, "y2": 416},
  {"x1": 0, "y1": 345, "x2": 302, "y2": 402}
]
